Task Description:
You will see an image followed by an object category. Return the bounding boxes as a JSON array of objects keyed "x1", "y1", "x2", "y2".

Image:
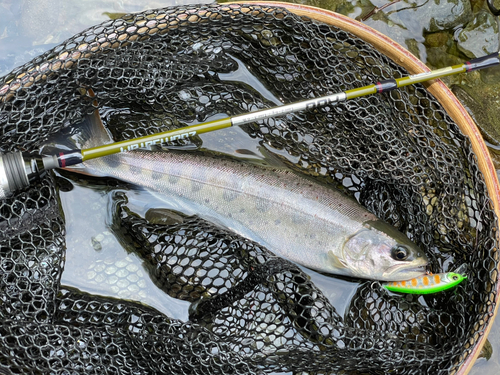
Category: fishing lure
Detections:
[{"x1": 382, "y1": 272, "x2": 467, "y2": 294}]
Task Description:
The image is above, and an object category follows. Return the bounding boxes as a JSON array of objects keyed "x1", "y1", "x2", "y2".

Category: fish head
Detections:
[{"x1": 336, "y1": 220, "x2": 428, "y2": 281}]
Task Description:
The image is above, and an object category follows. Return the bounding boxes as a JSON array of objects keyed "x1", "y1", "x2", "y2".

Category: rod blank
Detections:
[{"x1": 1, "y1": 51, "x2": 499, "y2": 200}]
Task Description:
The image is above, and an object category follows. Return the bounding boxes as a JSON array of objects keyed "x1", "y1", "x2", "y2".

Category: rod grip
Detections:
[
  {"x1": 0, "y1": 152, "x2": 46, "y2": 200},
  {"x1": 465, "y1": 53, "x2": 500, "y2": 72},
  {"x1": 0, "y1": 152, "x2": 29, "y2": 200}
]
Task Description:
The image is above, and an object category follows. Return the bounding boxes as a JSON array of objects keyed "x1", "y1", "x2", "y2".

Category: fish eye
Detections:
[{"x1": 391, "y1": 245, "x2": 409, "y2": 261}]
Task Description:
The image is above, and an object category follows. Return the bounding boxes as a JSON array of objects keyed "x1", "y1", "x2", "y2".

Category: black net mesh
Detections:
[{"x1": 0, "y1": 3, "x2": 498, "y2": 374}]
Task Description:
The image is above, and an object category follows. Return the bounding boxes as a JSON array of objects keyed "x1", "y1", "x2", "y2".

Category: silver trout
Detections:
[{"x1": 63, "y1": 112, "x2": 428, "y2": 281}]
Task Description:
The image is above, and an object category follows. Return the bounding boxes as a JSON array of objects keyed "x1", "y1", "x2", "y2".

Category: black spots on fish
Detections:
[
  {"x1": 168, "y1": 164, "x2": 182, "y2": 184},
  {"x1": 292, "y1": 212, "x2": 307, "y2": 225},
  {"x1": 223, "y1": 189, "x2": 241, "y2": 202},
  {"x1": 129, "y1": 164, "x2": 142, "y2": 176},
  {"x1": 151, "y1": 169, "x2": 163, "y2": 181},
  {"x1": 191, "y1": 168, "x2": 205, "y2": 193},
  {"x1": 103, "y1": 155, "x2": 121, "y2": 169},
  {"x1": 255, "y1": 196, "x2": 271, "y2": 212},
  {"x1": 190, "y1": 179, "x2": 203, "y2": 192},
  {"x1": 222, "y1": 179, "x2": 242, "y2": 202},
  {"x1": 147, "y1": 162, "x2": 166, "y2": 181}
]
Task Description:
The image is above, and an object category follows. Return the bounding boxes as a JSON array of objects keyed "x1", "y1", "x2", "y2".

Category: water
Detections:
[{"x1": 0, "y1": 0, "x2": 499, "y2": 373}]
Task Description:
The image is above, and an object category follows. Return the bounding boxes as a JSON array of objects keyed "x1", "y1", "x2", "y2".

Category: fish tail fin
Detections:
[
  {"x1": 41, "y1": 110, "x2": 113, "y2": 176},
  {"x1": 75, "y1": 110, "x2": 114, "y2": 149},
  {"x1": 41, "y1": 110, "x2": 112, "y2": 154}
]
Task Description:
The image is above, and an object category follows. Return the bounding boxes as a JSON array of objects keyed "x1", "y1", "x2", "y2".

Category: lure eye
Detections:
[
  {"x1": 391, "y1": 245, "x2": 409, "y2": 261},
  {"x1": 452, "y1": 275, "x2": 458, "y2": 281}
]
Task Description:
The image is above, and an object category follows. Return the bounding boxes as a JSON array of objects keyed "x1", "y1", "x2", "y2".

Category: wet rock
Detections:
[
  {"x1": 451, "y1": 84, "x2": 500, "y2": 172},
  {"x1": 91, "y1": 236, "x2": 103, "y2": 251},
  {"x1": 488, "y1": 0, "x2": 500, "y2": 14},
  {"x1": 102, "y1": 12, "x2": 128, "y2": 20},
  {"x1": 145, "y1": 208, "x2": 186, "y2": 225},
  {"x1": 424, "y1": 31, "x2": 452, "y2": 48},
  {"x1": 288, "y1": 0, "x2": 357, "y2": 16},
  {"x1": 358, "y1": 0, "x2": 471, "y2": 60},
  {"x1": 470, "y1": 0, "x2": 486, "y2": 12},
  {"x1": 423, "y1": 0, "x2": 472, "y2": 32},
  {"x1": 479, "y1": 339, "x2": 493, "y2": 360},
  {"x1": 424, "y1": 43, "x2": 463, "y2": 70},
  {"x1": 457, "y1": 10, "x2": 499, "y2": 58}
]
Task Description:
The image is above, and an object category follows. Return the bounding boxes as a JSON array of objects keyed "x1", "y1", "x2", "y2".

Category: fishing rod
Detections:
[{"x1": 1, "y1": 52, "x2": 499, "y2": 200}]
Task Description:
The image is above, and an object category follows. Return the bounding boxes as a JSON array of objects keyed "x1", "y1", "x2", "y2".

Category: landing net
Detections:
[{"x1": 0, "y1": 3, "x2": 497, "y2": 374}]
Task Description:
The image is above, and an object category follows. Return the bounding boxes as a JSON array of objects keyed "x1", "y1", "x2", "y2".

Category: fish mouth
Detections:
[{"x1": 382, "y1": 264, "x2": 427, "y2": 281}]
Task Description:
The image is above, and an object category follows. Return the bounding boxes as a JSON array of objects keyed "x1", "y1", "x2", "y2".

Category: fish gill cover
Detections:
[{"x1": 0, "y1": 3, "x2": 497, "y2": 374}]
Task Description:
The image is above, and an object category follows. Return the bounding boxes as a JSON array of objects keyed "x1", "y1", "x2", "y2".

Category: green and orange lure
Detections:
[{"x1": 382, "y1": 272, "x2": 467, "y2": 294}]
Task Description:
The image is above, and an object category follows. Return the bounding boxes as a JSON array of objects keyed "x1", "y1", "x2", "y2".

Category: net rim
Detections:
[{"x1": 229, "y1": 2, "x2": 500, "y2": 374}]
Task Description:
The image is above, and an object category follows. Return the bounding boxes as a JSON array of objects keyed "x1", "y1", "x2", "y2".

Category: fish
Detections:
[
  {"x1": 60, "y1": 111, "x2": 428, "y2": 281},
  {"x1": 382, "y1": 272, "x2": 467, "y2": 294}
]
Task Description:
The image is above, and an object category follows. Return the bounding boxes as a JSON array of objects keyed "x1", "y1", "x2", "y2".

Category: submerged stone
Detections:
[
  {"x1": 423, "y1": 0, "x2": 472, "y2": 32},
  {"x1": 145, "y1": 208, "x2": 186, "y2": 225},
  {"x1": 451, "y1": 84, "x2": 500, "y2": 170},
  {"x1": 359, "y1": 0, "x2": 471, "y2": 60},
  {"x1": 478, "y1": 339, "x2": 493, "y2": 360},
  {"x1": 424, "y1": 31, "x2": 451, "y2": 48},
  {"x1": 457, "y1": 10, "x2": 499, "y2": 58}
]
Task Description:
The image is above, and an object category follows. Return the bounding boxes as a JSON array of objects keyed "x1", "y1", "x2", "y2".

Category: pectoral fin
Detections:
[{"x1": 328, "y1": 251, "x2": 349, "y2": 269}]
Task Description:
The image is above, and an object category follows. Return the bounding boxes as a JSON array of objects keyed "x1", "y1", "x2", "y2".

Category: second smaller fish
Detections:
[{"x1": 382, "y1": 272, "x2": 467, "y2": 294}]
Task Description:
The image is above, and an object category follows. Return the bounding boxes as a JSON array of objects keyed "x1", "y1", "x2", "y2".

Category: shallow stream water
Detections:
[{"x1": 1, "y1": 0, "x2": 499, "y2": 373}]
